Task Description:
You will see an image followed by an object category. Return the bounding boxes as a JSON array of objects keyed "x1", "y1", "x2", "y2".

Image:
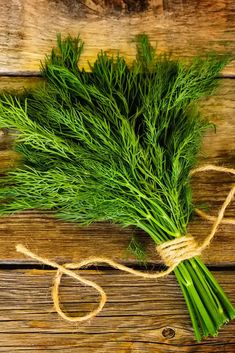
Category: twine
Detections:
[{"x1": 16, "y1": 165, "x2": 235, "y2": 323}]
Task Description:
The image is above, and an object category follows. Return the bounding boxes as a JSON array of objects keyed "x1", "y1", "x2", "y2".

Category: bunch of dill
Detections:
[{"x1": 0, "y1": 34, "x2": 234, "y2": 340}]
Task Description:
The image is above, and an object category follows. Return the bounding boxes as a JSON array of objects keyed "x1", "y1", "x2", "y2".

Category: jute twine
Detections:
[{"x1": 16, "y1": 165, "x2": 235, "y2": 323}]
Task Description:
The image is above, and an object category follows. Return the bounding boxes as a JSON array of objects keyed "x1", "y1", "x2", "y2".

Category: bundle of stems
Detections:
[{"x1": 0, "y1": 34, "x2": 234, "y2": 340}]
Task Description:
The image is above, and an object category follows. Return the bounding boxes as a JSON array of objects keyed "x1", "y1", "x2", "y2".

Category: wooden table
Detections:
[{"x1": 0, "y1": 1, "x2": 234, "y2": 352}]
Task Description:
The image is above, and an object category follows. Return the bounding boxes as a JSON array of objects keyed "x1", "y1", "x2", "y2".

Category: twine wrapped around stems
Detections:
[{"x1": 16, "y1": 165, "x2": 235, "y2": 323}]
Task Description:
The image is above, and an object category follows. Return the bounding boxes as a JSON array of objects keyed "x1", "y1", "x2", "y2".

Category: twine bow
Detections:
[{"x1": 16, "y1": 165, "x2": 235, "y2": 323}]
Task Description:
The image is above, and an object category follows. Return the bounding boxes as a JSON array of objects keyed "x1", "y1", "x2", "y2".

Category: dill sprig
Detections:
[{"x1": 0, "y1": 34, "x2": 234, "y2": 341}]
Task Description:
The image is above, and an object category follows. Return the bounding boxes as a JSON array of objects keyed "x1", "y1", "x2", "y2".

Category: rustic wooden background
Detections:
[{"x1": 0, "y1": 0, "x2": 235, "y2": 352}]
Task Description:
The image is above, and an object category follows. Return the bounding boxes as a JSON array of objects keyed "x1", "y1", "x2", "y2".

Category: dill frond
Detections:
[{"x1": 0, "y1": 34, "x2": 234, "y2": 341}]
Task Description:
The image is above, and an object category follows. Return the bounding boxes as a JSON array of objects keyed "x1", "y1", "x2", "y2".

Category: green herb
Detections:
[
  {"x1": 0, "y1": 34, "x2": 234, "y2": 340},
  {"x1": 127, "y1": 235, "x2": 147, "y2": 265}
]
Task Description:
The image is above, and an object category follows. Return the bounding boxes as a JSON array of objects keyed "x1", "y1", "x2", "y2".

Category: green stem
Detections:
[
  {"x1": 176, "y1": 261, "x2": 216, "y2": 335},
  {"x1": 195, "y1": 257, "x2": 235, "y2": 319},
  {"x1": 174, "y1": 266, "x2": 202, "y2": 341},
  {"x1": 174, "y1": 257, "x2": 235, "y2": 340},
  {"x1": 185, "y1": 260, "x2": 223, "y2": 327}
]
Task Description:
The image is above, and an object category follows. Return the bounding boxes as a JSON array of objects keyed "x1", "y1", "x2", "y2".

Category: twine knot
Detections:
[
  {"x1": 157, "y1": 235, "x2": 201, "y2": 267},
  {"x1": 16, "y1": 165, "x2": 235, "y2": 323}
]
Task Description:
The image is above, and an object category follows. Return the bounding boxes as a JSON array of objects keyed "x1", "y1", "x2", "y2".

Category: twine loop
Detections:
[{"x1": 16, "y1": 165, "x2": 235, "y2": 323}]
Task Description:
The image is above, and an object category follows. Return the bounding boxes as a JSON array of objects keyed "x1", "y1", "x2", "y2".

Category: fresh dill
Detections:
[{"x1": 0, "y1": 34, "x2": 234, "y2": 341}]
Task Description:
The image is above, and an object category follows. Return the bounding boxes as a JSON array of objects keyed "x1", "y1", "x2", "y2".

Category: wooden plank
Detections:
[
  {"x1": 0, "y1": 76, "x2": 41, "y2": 92},
  {"x1": 0, "y1": 0, "x2": 235, "y2": 75},
  {"x1": 0, "y1": 77, "x2": 234, "y2": 265},
  {"x1": 0, "y1": 269, "x2": 234, "y2": 352},
  {"x1": 0, "y1": 4, "x2": 234, "y2": 353}
]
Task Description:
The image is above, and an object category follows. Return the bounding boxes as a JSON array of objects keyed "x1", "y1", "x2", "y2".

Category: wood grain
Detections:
[
  {"x1": 0, "y1": 0, "x2": 235, "y2": 75},
  {"x1": 0, "y1": 76, "x2": 41, "y2": 92},
  {"x1": 0, "y1": 269, "x2": 234, "y2": 352},
  {"x1": 0, "y1": 2, "x2": 235, "y2": 351},
  {"x1": 0, "y1": 77, "x2": 234, "y2": 265}
]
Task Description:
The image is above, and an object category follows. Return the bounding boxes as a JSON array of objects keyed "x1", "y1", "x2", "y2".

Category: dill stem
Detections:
[
  {"x1": 177, "y1": 261, "x2": 215, "y2": 334},
  {"x1": 173, "y1": 257, "x2": 235, "y2": 340},
  {"x1": 184, "y1": 260, "x2": 223, "y2": 327},
  {"x1": 195, "y1": 258, "x2": 235, "y2": 319},
  {"x1": 174, "y1": 266, "x2": 202, "y2": 341}
]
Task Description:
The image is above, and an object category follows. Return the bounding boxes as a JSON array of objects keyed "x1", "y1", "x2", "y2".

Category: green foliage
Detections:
[
  {"x1": 0, "y1": 34, "x2": 229, "y2": 245},
  {"x1": 0, "y1": 34, "x2": 234, "y2": 341},
  {"x1": 127, "y1": 235, "x2": 147, "y2": 265}
]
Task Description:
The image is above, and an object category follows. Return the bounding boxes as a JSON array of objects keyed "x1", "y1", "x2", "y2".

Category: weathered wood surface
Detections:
[
  {"x1": 0, "y1": 77, "x2": 234, "y2": 266},
  {"x1": 0, "y1": 0, "x2": 235, "y2": 75},
  {"x1": 0, "y1": 76, "x2": 41, "y2": 92},
  {"x1": 0, "y1": 269, "x2": 234, "y2": 352},
  {"x1": 0, "y1": 1, "x2": 235, "y2": 349}
]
